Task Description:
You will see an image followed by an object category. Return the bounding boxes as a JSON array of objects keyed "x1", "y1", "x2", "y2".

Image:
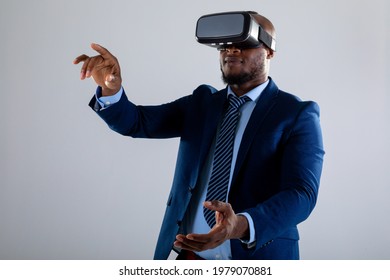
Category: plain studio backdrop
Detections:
[{"x1": 1, "y1": 0, "x2": 389, "y2": 260}]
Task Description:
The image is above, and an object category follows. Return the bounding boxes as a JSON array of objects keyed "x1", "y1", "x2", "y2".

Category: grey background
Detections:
[{"x1": 1, "y1": 0, "x2": 389, "y2": 259}]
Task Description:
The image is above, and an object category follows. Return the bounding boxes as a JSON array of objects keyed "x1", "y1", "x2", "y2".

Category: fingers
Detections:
[
  {"x1": 174, "y1": 219, "x2": 230, "y2": 252},
  {"x1": 204, "y1": 201, "x2": 249, "y2": 240},
  {"x1": 73, "y1": 54, "x2": 89, "y2": 65},
  {"x1": 74, "y1": 43, "x2": 112, "y2": 62},
  {"x1": 204, "y1": 200, "x2": 229, "y2": 210},
  {"x1": 204, "y1": 200, "x2": 234, "y2": 218},
  {"x1": 90, "y1": 43, "x2": 112, "y2": 59},
  {"x1": 73, "y1": 53, "x2": 102, "y2": 80},
  {"x1": 73, "y1": 54, "x2": 89, "y2": 80},
  {"x1": 73, "y1": 43, "x2": 119, "y2": 81},
  {"x1": 82, "y1": 55, "x2": 104, "y2": 80},
  {"x1": 175, "y1": 231, "x2": 224, "y2": 252},
  {"x1": 174, "y1": 202, "x2": 244, "y2": 252},
  {"x1": 174, "y1": 234, "x2": 200, "y2": 251}
]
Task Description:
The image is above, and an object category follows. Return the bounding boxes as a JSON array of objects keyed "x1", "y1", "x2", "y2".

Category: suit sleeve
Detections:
[
  {"x1": 246, "y1": 101, "x2": 324, "y2": 252},
  {"x1": 89, "y1": 87, "x2": 191, "y2": 139}
]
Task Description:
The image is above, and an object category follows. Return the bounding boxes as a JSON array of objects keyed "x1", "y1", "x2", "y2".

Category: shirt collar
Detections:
[{"x1": 227, "y1": 79, "x2": 270, "y2": 102}]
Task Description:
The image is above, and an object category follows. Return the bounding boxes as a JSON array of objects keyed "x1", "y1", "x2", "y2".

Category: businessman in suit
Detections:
[{"x1": 74, "y1": 12, "x2": 324, "y2": 260}]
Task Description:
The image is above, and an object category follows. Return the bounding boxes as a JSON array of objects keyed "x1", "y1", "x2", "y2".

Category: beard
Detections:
[
  {"x1": 221, "y1": 56, "x2": 267, "y2": 86},
  {"x1": 221, "y1": 70, "x2": 257, "y2": 86}
]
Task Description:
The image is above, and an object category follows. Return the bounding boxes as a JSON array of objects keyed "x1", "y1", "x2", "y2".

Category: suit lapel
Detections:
[
  {"x1": 197, "y1": 88, "x2": 228, "y2": 173},
  {"x1": 231, "y1": 80, "x2": 279, "y2": 187}
]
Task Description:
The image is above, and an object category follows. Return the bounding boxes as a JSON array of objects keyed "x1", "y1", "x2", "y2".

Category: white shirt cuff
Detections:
[{"x1": 237, "y1": 212, "x2": 256, "y2": 247}]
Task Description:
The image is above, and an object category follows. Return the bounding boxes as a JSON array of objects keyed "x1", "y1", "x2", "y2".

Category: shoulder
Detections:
[
  {"x1": 267, "y1": 78, "x2": 320, "y2": 115},
  {"x1": 192, "y1": 84, "x2": 220, "y2": 95},
  {"x1": 188, "y1": 84, "x2": 227, "y2": 106},
  {"x1": 259, "y1": 79, "x2": 321, "y2": 125},
  {"x1": 278, "y1": 90, "x2": 320, "y2": 115}
]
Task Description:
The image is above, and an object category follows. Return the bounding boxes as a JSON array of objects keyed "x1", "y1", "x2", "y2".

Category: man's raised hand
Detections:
[{"x1": 73, "y1": 43, "x2": 122, "y2": 96}]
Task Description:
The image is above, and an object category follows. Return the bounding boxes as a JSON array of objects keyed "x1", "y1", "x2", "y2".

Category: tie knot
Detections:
[{"x1": 228, "y1": 94, "x2": 251, "y2": 109}]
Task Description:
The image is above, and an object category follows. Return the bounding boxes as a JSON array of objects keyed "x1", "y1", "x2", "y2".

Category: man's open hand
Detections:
[{"x1": 174, "y1": 201, "x2": 249, "y2": 252}]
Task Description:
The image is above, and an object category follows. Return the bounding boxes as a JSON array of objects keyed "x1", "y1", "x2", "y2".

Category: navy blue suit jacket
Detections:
[{"x1": 90, "y1": 78, "x2": 324, "y2": 260}]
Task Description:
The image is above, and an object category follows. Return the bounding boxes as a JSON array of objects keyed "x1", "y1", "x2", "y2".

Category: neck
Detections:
[{"x1": 229, "y1": 76, "x2": 268, "y2": 96}]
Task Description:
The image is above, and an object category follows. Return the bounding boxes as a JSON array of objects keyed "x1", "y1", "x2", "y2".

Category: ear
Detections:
[{"x1": 266, "y1": 49, "x2": 275, "y2": 59}]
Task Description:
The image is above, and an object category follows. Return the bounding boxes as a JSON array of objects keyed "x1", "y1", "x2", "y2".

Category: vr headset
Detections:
[{"x1": 195, "y1": 11, "x2": 276, "y2": 51}]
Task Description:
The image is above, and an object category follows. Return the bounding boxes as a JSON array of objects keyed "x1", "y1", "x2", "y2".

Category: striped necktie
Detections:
[{"x1": 204, "y1": 94, "x2": 251, "y2": 228}]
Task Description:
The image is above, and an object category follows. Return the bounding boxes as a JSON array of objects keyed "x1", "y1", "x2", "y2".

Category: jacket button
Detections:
[
  {"x1": 176, "y1": 220, "x2": 182, "y2": 227},
  {"x1": 260, "y1": 240, "x2": 273, "y2": 248}
]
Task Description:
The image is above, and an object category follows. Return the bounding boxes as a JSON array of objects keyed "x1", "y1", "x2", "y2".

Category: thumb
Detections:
[
  {"x1": 215, "y1": 211, "x2": 224, "y2": 224},
  {"x1": 104, "y1": 74, "x2": 119, "y2": 89}
]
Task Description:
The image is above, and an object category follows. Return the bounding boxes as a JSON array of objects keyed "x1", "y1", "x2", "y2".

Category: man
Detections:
[{"x1": 74, "y1": 11, "x2": 324, "y2": 260}]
